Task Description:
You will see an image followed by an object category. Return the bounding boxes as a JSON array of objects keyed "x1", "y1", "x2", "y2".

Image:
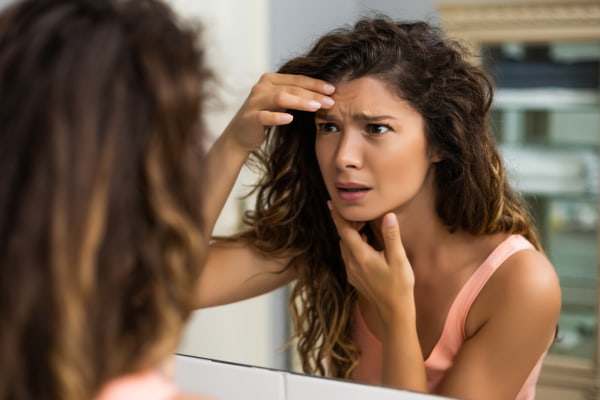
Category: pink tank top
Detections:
[
  {"x1": 352, "y1": 235, "x2": 545, "y2": 400},
  {"x1": 94, "y1": 369, "x2": 178, "y2": 400}
]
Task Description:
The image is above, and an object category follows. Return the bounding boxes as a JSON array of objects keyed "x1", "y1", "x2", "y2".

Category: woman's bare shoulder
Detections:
[
  {"x1": 466, "y1": 244, "x2": 561, "y2": 338},
  {"x1": 497, "y1": 246, "x2": 560, "y2": 300},
  {"x1": 174, "y1": 393, "x2": 214, "y2": 400}
]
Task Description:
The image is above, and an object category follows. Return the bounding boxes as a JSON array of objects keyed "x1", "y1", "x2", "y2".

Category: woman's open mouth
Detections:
[{"x1": 336, "y1": 184, "x2": 371, "y2": 202}]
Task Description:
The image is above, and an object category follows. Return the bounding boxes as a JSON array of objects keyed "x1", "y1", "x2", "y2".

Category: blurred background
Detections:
[{"x1": 1, "y1": 0, "x2": 596, "y2": 398}]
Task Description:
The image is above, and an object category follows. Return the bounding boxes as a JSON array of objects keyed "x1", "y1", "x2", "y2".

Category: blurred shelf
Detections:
[{"x1": 493, "y1": 88, "x2": 600, "y2": 111}]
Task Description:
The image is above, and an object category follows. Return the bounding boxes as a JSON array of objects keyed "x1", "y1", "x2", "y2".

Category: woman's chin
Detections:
[{"x1": 336, "y1": 207, "x2": 380, "y2": 223}]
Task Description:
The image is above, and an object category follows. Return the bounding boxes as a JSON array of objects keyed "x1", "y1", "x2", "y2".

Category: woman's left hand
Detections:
[
  {"x1": 328, "y1": 202, "x2": 415, "y2": 321},
  {"x1": 329, "y1": 203, "x2": 428, "y2": 391}
]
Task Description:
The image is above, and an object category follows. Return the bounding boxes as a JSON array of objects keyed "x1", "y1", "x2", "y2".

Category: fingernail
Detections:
[
  {"x1": 323, "y1": 83, "x2": 335, "y2": 93},
  {"x1": 308, "y1": 100, "x2": 321, "y2": 110},
  {"x1": 383, "y1": 213, "x2": 397, "y2": 227},
  {"x1": 326, "y1": 200, "x2": 332, "y2": 210},
  {"x1": 321, "y1": 97, "x2": 334, "y2": 107},
  {"x1": 280, "y1": 113, "x2": 293, "y2": 124}
]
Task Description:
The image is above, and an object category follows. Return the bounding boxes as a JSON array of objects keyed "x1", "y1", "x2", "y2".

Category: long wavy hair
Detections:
[
  {"x1": 238, "y1": 17, "x2": 540, "y2": 379},
  {"x1": 0, "y1": 0, "x2": 209, "y2": 399}
]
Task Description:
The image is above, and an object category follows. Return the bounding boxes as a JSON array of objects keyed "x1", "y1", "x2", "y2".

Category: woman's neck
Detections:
[{"x1": 368, "y1": 205, "x2": 469, "y2": 271}]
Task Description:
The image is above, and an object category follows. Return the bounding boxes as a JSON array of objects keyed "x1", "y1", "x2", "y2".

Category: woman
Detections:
[
  {"x1": 0, "y1": 0, "x2": 211, "y2": 398},
  {"x1": 198, "y1": 17, "x2": 561, "y2": 399}
]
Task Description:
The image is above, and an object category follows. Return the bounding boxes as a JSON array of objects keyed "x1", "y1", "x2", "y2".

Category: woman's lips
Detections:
[{"x1": 336, "y1": 185, "x2": 372, "y2": 202}]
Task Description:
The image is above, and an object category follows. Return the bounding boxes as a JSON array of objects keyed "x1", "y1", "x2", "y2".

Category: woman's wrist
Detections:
[{"x1": 378, "y1": 293, "x2": 416, "y2": 329}]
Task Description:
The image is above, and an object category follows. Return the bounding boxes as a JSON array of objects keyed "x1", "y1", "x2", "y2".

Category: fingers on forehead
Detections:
[{"x1": 273, "y1": 73, "x2": 334, "y2": 94}]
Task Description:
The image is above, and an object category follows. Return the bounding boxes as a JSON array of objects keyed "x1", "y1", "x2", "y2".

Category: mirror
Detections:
[
  {"x1": 175, "y1": 1, "x2": 600, "y2": 399},
  {"x1": 174, "y1": 0, "x2": 445, "y2": 375}
]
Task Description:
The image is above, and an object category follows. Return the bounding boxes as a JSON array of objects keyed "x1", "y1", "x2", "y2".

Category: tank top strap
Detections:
[{"x1": 452, "y1": 234, "x2": 535, "y2": 340}]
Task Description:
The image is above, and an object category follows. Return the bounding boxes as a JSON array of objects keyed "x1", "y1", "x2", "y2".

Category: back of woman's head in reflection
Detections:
[{"x1": 0, "y1": 0, "x2": 209, "y2": 399}]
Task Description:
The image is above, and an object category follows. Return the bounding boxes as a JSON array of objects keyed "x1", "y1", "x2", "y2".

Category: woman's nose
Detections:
[{"x1": 335, "y1": 132, "x2": 363, "y2": 169}]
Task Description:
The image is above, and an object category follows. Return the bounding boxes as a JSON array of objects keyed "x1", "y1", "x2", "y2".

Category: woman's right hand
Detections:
[
  {"x1": 222, "y1": 73, "x2": 336, "y2": 152},
  {"x1": 199, "y1": 73, "x2": 335, "y2": 278}
]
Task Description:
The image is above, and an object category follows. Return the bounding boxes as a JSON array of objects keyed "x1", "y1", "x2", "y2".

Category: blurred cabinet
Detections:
[{"x1": 438, "y1": 1, "x2": 600, "y2": 399}]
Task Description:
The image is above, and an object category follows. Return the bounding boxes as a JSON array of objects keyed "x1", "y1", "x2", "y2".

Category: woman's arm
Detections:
[
  {"x1": 193, "y1": 241, "x2": 296, "y2": 309},
  {"x1": 196, "y1": 73, "x2": 335, "y2": 309},
  {"x1": 201, "y1": 73, "x2": 335, "y2": 238}
]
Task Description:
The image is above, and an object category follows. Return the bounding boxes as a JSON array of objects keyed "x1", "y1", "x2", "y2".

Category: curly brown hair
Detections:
[
  {"x1": 239, "y1": 17, "x2": 540, "y2": 380},
  {"x1": 0, "y1": 0, "x2": 209, "y2": 399}
]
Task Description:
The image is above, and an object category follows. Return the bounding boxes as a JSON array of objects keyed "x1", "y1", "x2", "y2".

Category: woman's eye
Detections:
[
  {"x1": 366, "y1": 124, "x2": 391, "y2": 135},
  {"x1": 316, "y1": 122, "x2": 339, "y2": 134}
]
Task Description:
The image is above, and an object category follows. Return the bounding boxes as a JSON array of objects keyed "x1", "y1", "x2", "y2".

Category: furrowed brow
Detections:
[{"x1": 352, "y1": 112, "x2": 396, "y2": 121}]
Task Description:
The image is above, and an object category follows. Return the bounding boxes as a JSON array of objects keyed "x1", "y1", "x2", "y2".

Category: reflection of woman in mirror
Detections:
[
  {"x1": 0, "y1": 0, "x2": 211, "y2": 399},
  {"x1": 199, "y1": 17, "x2": 561, "y2": 399}
]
